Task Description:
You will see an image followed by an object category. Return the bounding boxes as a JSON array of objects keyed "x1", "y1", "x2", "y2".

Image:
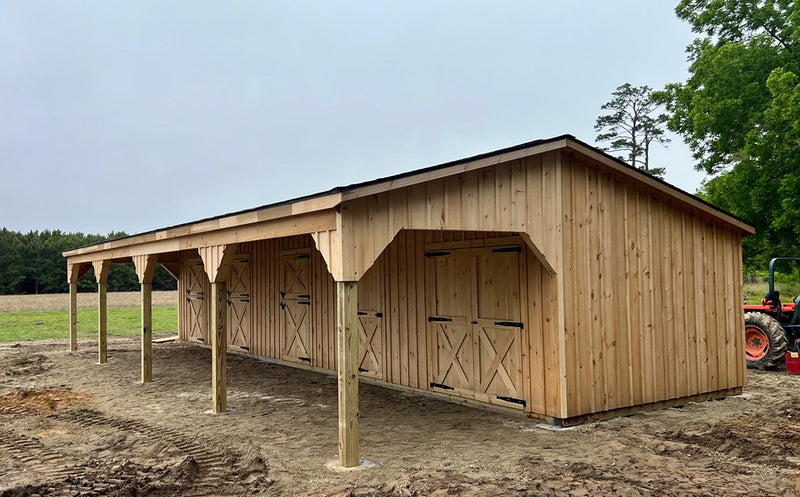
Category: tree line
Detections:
[
  {"x1": 0, "y1": 228, "x2": 177, "y2": 295},
  {"x1": 594, "y1": 0, "x2": 799, "y2": 271}
]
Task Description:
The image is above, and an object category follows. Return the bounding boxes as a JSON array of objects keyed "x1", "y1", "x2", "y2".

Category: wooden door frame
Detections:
[{"x1": 423, "y1": 236, "x2": 530, "y2": 410}]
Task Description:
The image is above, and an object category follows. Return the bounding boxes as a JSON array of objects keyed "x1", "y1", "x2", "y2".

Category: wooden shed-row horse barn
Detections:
[{"x1": 63, "y1": 135, "x2": 754, "y2": 467}]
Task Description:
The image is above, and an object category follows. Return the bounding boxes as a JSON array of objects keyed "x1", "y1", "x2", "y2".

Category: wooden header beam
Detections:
[{"x1": 64, "y1": 204, "x2": 339, "y2": 264}]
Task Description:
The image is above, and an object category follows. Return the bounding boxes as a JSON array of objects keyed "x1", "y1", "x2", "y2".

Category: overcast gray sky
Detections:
[{"x1": 1, "y1": 1, "x2": 702, "y2": 235}]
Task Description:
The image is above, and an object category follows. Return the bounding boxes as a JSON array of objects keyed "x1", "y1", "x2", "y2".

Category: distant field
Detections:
[
  {"x1": 0, "y1": 292, "x2": 178, "y2": 343},
  {"x1": 0, "y1": 291, "x2": 178, "y2": 313},
  {"x1": 744, "y1": 281, "x2": 799, "y2": 305}
]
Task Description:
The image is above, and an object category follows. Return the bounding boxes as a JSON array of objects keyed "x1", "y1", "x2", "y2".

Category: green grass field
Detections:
[
  {"x1": 0, "y1": 307, "x2": 178, "y2": 343},
  {"x1": 744, "y1": 282, "x2": 799, "y2": 305}
]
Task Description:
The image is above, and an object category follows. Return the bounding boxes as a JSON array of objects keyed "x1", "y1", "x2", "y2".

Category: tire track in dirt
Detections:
[
  {"x1": 0, "y1": 427, "x2": 76, "y2": 484},
  {"x1": 0, "y1": 427, "x2": 127, "y2": 496},
  {"x1": 0, "y1": 398, "x2": 237, "y2": 496},
  {"x1": 52, "y1": 409, "x2": 232, "y2": 496}
]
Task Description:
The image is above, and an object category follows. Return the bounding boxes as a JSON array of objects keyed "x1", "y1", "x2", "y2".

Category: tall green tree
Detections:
[
  {"x1": 656, "y1": 0, "x2": 800, "y2": 267},
  {"x1": 594, "y1": 83, "x2": 670, "y2": 178}
]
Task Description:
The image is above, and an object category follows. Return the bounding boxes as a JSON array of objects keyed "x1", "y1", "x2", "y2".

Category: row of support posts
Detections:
[
  {"x1": 67, "y1": 248, "x2": 362, "y2": 468},
  {"x1": 68, "y1": 255, "x2": 157, "y2": 383}
]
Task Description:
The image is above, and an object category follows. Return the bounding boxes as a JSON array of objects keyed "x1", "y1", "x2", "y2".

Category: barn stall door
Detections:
[
  {"x1": 280, "y1": 251, "x2": 313, "y2": 365},
  {"x1": 226, "y1": 255, "x2": 251, "y2": 352},
  {"x1": 427, "y1": 245, "x2": 526, "y2": 409},
  {"x1": 472, "y1": 248, "x2": 525, "y2": 407},
  {"x1": 427, "y1": 253, "x2": 475, "y2": 396},
  {"x1": 186, "y1": 258, "x2": 209, "y2": 344},
  {"x1": 357, "y1": 262, "x2": 384, "y2": 379},
  {"x1": 357, "y1": 312, "x2": 383, "y2": 378}
]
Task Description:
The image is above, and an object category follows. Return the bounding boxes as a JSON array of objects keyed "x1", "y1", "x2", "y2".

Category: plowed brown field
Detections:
[{"x1": 0, "y1": 291, "x2": 178, "y2": 313}]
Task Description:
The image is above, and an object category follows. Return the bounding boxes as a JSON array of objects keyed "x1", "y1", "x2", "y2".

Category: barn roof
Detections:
[{"x1": 63, "y1": 134, "x2": 754, "y2": 259}]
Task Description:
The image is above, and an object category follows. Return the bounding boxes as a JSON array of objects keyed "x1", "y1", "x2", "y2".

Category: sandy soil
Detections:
[
  {"x1": 1, "y1": 338, "x2": 799, "y2": 496},
  {"x1": 0, "y1": 292, "x2": 178, "y2": 312}
]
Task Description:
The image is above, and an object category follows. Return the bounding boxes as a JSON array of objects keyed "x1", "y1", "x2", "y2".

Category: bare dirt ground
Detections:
[
  {"x1": 0, "y1": 292, "x2": 178, "y2": 312},
  {"x1": 1, "y1": 337, "x2": 799, "y2": 497}
]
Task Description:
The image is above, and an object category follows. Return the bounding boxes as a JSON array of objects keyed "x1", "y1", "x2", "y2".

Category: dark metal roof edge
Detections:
[
  {"x1": 67, "y1": 133, "x2": 753, "y2": 253},
  {"x1": 335, "y1": 134, "x2": 574, "y2": 192}
]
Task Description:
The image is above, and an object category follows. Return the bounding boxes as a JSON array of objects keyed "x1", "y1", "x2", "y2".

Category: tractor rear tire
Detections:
[{"x1": 744, "y1": 312, "x2": 787, "y2": 370}]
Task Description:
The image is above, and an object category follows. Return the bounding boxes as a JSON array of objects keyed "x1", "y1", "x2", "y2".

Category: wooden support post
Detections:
[
  {"x1": 198, "y1": 244, "x2": 237, "y2": 414},
  {"x1": 133, "y1": 254, "x2": 159, "y2": 384},
  {"x1": 67, "y1": 262, "x2": 89, "y2": 352},
  {"x1": 69, "y1": 281, "x2": 78, "y2": 351},
  {"x1": 97, "y1": 281, "x2": 107, "y2": 363},
  {"x1": 141, "y1": 282, "x2": 153, "y2": 382},
  {"x1": 337, "y1": 281, "x2": 359, "y2": 467},
  {"x1": 211, "y1": 281, "x2": 227, "y2": 414},
  {"x1": 93, "y1": 260, "x2": 111, "y2": 365}
]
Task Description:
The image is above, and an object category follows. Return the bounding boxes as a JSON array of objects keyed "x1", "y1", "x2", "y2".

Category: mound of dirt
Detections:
[
  {"x1": 0, "y1": 388, "x2": 92, "y2": 415},
  {"x1": 662, "y1": 400, "x2": 800, "y2": 468}
]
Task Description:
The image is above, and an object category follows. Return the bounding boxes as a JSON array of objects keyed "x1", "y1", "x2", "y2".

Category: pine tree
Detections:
[{"x1": 594, "y1": 83, "x2": 670, "y2": 178}]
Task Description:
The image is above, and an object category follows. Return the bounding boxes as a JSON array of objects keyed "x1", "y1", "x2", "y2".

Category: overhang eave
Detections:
[{"x1": 64, "y1": 207, "x2": 339, "y2": 265}]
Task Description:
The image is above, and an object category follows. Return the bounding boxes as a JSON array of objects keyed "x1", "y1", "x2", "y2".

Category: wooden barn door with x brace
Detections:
[
  {"x1": 186, "y1": 258, "x2": 209, "y2": 345},
  {"x1": 280, "y1": 250, "x2": 313, "y2": 366},
  {"x1": 226, "y1": 254, "x2": 251, "y2": 352},
  {"x1": 426, "y1": 244, "x2": 527, "y2": 409}
]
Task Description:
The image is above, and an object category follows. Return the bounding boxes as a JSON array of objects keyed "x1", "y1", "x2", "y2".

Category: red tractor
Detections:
[{"x1": 743, "y1": 257, "x2": 800, "y2": 369}]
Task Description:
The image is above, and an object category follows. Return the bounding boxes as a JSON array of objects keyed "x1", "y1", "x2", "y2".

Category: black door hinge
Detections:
[
  {"x1": 497, "y1": 396, "x2": 526, "y2": 406},
  {"x1": 430, "y1": 382, "x2": 454, "y2": 390},
  {"x1": 494, "y1": 321, "x2": 524, "y2": 329},
  {"x1": 296, "y1": 254, "x2": 310, "y2": 259},
  {"x1": 298, "y1": 301, "x2": 311, "y2": 306},
  {"x1": 428, "y1": 316, "x2": 453, "y2": 322},
  {"x1": 358, "y1": 367, "x2": 368, "y2": 373},
  {"x1": 298, "y1": 356, "x2": 311, "y2": 363},
  {"x1": 492, "y1": 246, "x2": 522, "y2": 253},
  {"x1": 240, "y1": 346, "x2": 250, "y2": 351},
  {"x1": 425, "y1": 251, "x2": 451, "y2": 258}
]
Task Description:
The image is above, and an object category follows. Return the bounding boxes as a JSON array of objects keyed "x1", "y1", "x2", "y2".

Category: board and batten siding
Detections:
[{"x1": 559, "y1": 152, "x2": 746, "y2": 418}]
